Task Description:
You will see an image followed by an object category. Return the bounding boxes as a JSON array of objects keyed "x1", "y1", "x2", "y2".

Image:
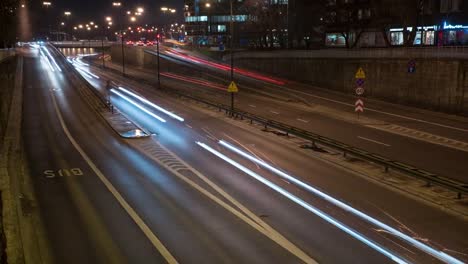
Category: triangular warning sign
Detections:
[
  {"x1": 227, "y1": 81, "x2": 239, "y2": 93},
  {"x1": 355, "y1": 67, "x2": 366, "y2": 79}
]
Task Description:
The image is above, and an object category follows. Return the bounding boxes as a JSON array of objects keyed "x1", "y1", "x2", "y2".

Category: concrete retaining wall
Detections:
[
  {"x1": 0, "y1": 56, "x2": 17, "y2": 144},
  {"x1": 234, "y1": 57, "x2": 468, "y2": 114}
]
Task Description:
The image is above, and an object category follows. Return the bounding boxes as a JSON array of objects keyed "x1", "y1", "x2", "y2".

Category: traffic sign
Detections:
[
  {"x1": 408, "y1": 59, "x2": 416, "y2": 73},
  {"x1": 227, "y1": 81, "x2": 239, "y2": 93},
  {"x1": 356, "y1": 78, "x2": 365, "y2": 87},
  {"x1": 355, "y1": 87, "x2": 365, "y2": 96},
  {"x1": 355, "y1": 99, "x2": 364, "y2": 112},
  {"x1": 355, "y1": 67, "x2": 366, "y2": 79}
]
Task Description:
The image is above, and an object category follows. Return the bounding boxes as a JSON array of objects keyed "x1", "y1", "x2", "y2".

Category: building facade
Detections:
[
  {"x1": 183, "y1": 0, "x2": 289, "y2": 48},
  {"x1": 323, "y1": 0, "x2": 468, "y2": 48}
]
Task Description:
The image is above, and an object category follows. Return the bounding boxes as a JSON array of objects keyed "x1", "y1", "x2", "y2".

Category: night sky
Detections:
[{"x1": 36, "y1": 0, "x2": 184, "y2": 27}]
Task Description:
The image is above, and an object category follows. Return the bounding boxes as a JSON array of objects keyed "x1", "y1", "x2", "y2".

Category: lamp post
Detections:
[
  {"x1": 42, "y1": 2, "x2": 52, "y2": 40},
  {"x1": 64, "y1": 11, "x2": 71, "y2": 40},
  {"x1": 229, "y1": 0, "x2": 235, "y2": 114},
  {"x1": 113, "y1": 2, "x2": 126, "y2": 75},
  {"x1": 156, "y1": 33, "x2": 161, "y2": 88}
]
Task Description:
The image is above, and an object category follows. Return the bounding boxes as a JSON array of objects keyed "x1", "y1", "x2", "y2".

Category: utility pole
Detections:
[
  {"x1": 230, "y1": 0, "x2": 235, "y2": 115},
  {"x1": 157, "y1": 33, "x2": 161, "y2": 88}
]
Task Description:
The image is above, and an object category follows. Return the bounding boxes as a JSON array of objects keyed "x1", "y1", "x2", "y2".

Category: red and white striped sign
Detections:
[{"x1": 355, "y1": 99, "x2": 364, "y2": 113}]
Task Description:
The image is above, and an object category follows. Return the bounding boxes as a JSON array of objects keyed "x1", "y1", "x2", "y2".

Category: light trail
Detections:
[
  {"x1": 165, "y1": 49, "x2": 286, "y2": 85},
  {"x1": 111, "y1": 89, "x2": 166, "y2": 123},
  {"x1": 41, "y1": 46, "x2": 62, "y2": 72},
  {"x1": 196, "y1": 141, "x2": 408, "y2": 264},
  {"x1": 40, "y1": 50, "x2": 55, "y2": 72},
  {"x1": 218, "y1": 140, "x2": 464, "y2": 264},
  {"x1": 161, "y1": 72, "x2": 226, "y2": 91},
  {"x1": 75, "y1": 67, "x2": 94, "y2": 79},
  {"x1": 118, "y1": 87, "x2": 184, "y2": 122}
]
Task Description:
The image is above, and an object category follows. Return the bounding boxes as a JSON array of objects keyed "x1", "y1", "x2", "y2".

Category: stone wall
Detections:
[{"x1": 234, "y1": 57, "x2": 468, "y2": 114}]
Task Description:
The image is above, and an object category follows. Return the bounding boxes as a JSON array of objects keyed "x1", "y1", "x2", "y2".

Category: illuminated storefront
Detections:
[{"x1": 439, "y1": 22, "x2": 468, "y2": 46}]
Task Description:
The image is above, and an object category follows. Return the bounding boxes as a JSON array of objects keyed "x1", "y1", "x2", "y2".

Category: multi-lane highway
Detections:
[
  {"x1": 96, "y1": 46, "x2": 468, "y2": 184},
  {"x1": 16, "y1": 44, "x2": 465, "y2": 263}
]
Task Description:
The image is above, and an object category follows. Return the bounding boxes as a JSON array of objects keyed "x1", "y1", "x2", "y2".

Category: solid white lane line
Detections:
[
  {"x1": 141, "y1": 141, "x2": 317, "y2": 264},
  {"x1": 218, "y1": 140, "x2": 463, "y2": 264},
  {"x1": 281, "y1": 87, "x2": 468, "y2": 133},
  {"x1": 270, "y1": 111, "x2": 280, "y2": 115},
  {"x1": 198, "y1": 141, "x2": 408, "y2": 264},
  {"x1": 297, "y1": 118, "x2": 309, "y2": 123},
  {"x1": 50, "y1": 92, "x2": 178, "y2": 263},
  {"x1": 249, "y1": 104, "x2": 257, "y2": 108},
  {"x1": 358, "y1": 136, "x2": 391, "y2": 147}
]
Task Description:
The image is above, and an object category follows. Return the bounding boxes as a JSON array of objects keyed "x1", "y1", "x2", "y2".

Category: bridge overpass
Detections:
[{"x1": 51, "y1": 41, "x2": 115, "y2": 48}]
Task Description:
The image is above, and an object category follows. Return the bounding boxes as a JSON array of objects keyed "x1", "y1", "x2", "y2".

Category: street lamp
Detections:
[
  {"x1": 112, "y1": 2, "x2": 121, "y2": 7},
  {"x1": 42, "y1": 2, "x2": 51, "y2": 7}
]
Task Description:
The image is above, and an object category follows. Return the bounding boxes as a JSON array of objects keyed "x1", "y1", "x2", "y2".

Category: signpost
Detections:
[
  {"x1": 227, "y1": 81, "x2": 238, "y2": 115},
  {"x1": 408, "y1": 59, "x2": 416, "y2": 73},
  {"x1": 354, "y1": 67, "x2": 365, "y2": 118}
]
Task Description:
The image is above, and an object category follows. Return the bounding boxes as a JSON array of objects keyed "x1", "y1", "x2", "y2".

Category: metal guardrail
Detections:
[
  {"x1": 169, "y1": 90, "x2": 468, "y2": 199},
  {"x1": 84, "y1": 57, "x2": 468, "y2": 199},
  {"x1": 48, "y1": 44, "x2": 112, "y2": 111}
]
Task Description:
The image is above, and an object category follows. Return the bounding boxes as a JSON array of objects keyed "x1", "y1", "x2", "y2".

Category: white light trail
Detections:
[
  {"x1": 111, "y1": 89, "x2": 166, "y2": 123},
  {"x1": 75, "y1": 66, "x2": 100, "y2": 79},
  {"x1": 75, "y1": 67, "x2": 94, "y2": 79},
  {"x1": 218, "y1": 140, "x2": 463, "y2": 264},
  {"x1": 41, "y1": 46, "x2": 62, "y2": 72},
  {"x1": 40, "y1": 50, "x2": 55, "y2": 72},
  {"x1": 118, "y1": 87, "x2": 184, "y2": 122},
  {"x1": 196, "y1": 141, "x2": 408, "y2": 264}
]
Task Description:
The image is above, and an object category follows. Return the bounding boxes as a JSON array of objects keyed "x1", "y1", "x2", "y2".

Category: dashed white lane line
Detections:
[
  {"x1": 270, "y1": 110, "x2": 280, "y2": 115},
  {"x1": 297, "y1": 118, "x2": 309, "y2": 123},
  {"x1": 185, "y1": 124, "x2": 193, "y2": 129},
  {"x1": 51, "y1": 91, "x2": 178, "y2": 264},
  {"x1": 358, "y1": 136, "x2": 391, "y2": 147},
  {"x1": 280, "y1": 86, "x2": 468, "y2": 133},
  {"x1": 249, "y1": 104, "x2": 257, "y2": 108}
]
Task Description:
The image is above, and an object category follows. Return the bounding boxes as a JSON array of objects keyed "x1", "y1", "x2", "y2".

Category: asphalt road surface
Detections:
[{"x1": 42, "y1": 46, "x2": 468, "y2": 263}]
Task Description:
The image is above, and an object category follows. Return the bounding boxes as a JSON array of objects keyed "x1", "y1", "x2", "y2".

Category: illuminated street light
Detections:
[
  {"x1": 130, "y1": 16, "x2": 136, "y2": 22},
  {"x1": 61, "y1": 22, "x2": 65, "y2": 26},
  {"x1": 108, "y1": 21, "x2": 113, "y2": 26},
  {"x1": 170, "y1": 9, "x2": 176, "y2": 13},
  {"x1": 78, "y1": 24, "x2": 83, "y2": 28},
  {"x1": 95, "y1": 25, "x2": 98, "y2": 28},
  {"x1": 90, "y1": 21, "x2": 95, "y2": 25},
  {"x1": 205, "y1": 3, "x2": 211, "y2": 8},
  {"x1": 43, "y1": 2, "x2": 51, "y2": 7},
  {"x1": 74, "y1": 26, "x2": 77, "y2": 30},
  {"x1": 64, "y1": 11, "x2": 71, "y2": 16},
  {"x1": 106, "y1": 16, "x2": 112, "y2": 22},
  {"x1": 137, "y1": 7, "x2": 144, "y2": 13},
  {"x1": 112, "y1": 2, "x2": 121, "y2": 6},
  {"x1": 161, "y1": 7, "x2": 168, "y2": 12}
]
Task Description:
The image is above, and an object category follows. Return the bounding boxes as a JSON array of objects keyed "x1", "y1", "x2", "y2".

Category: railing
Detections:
[
  {"x1": 48, "y1": 44, "x2": 112, "y2": 111},
  {"x1": 85, "y1": 56, "x2": 468, "y2": 199},
  {"x1": 232, "y1": 46, "x2": 468, "y2": 60},
  {"x1": 51, "y1": 41, "x2": 114, "y2": 48}
]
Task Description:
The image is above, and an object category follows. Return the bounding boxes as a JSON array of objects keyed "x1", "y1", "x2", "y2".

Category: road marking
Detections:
[
  {"x1": 358, "y1": 136, "x2": 391, "y2": 147},
  {"x1": 50, "y1": 92, "x2": 178, "y2": 263},
  {"x1": 281, "y1": 87, "x2": 468, "y2": 133},
  {"x1": 217, "y1": 140, "x2": 463, "y2": 264},
  {"x1": 249, "y1": 104, "x2": 256, "y2": 108},
  {"x1": 44, "y1": 168, "x2": 83, "y2": 178},
  {"x1": 270, "y1": 110, "x2": 280, "y2": 115},
  {"x1": 199, "y1": 141, "x2": 407, "y2": 264},
  {"x1": 185, "y1": 124, "x2": 193, "y2": 129},
  {"x1": 134, "y1": 140, "x2": 316, "y2": 263},
  {"x1": 297, "y1": 118, "x2": 309, "y2": 123}
]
